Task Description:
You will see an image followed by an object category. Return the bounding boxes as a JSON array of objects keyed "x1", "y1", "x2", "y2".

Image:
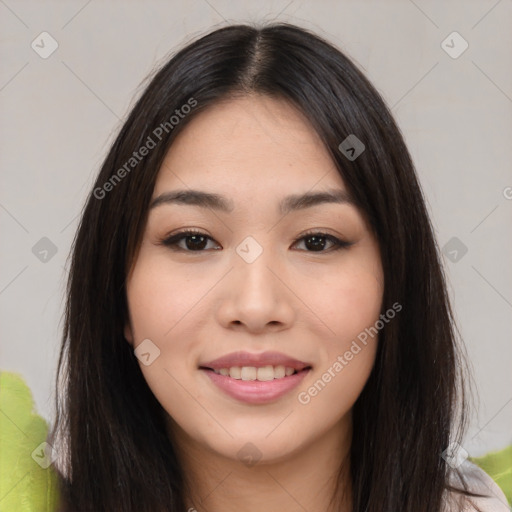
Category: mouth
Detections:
[
  {"x1": 199, "y1": 364, "x2": 312, "y2": 381},
  {"x1": 199, "y1": 365, "x2": 312, "y2": 404}
]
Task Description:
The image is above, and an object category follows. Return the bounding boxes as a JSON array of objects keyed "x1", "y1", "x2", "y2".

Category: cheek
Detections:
[
  {"x1": 335, "y1": 275, "x2": 382, "y2": 339},
  {"x1": 126, "y1": 253, "x2": 205, "y2": 341},
  {"x1": 296, "y1": 270, "x2": 382, "y2": 416},
  {"x1": 295, "y1": 251, "x2": 382, "y2": 408},
  {"x1": 302, "y1": 255, "x2": 383, "y2": 344},
  {"x1": 126, "y1": 260, "x2": 201, "y2": 423},
  {"x1": 297, "y1": 344, "x2": 377, "y2": 426},
  {"x1": 125, "y1": 261, "x2": 183, "y2": 386}
]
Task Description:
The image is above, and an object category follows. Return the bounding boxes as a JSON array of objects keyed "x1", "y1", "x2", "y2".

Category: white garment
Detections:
[{"x1": 442, "y1": 460, "x2": 510, "y2": 512}]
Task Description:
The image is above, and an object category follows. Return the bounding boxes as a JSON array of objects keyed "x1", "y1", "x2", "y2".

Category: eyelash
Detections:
[{"x1": 159, "y1": 229, "x2": 353, "y2": 253}]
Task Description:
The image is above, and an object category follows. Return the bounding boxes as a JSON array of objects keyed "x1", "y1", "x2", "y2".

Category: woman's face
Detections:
[{"x1": 124, "y1": 94, "x2": 384, "y2": 464}]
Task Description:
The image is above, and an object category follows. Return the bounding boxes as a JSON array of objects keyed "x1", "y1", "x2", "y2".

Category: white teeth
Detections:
[
  {"x1": 212, "y1": 365, "x2": 299, "y2": 380},
  {"x1": 273, "y1": 366, "x2": 286, "y2": 379},
  {"x1": 241, "y1": 366, "x2": 256, "y2": 380},
  {"x1": 229, "y1": 367, "x2": 241, "y2": 379},
  {"x1": 256, "y1": 366, "x2": 274, "y2": 381}
]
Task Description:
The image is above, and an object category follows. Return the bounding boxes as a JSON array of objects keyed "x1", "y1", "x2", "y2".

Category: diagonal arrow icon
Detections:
[
  {"x1": 339, "y1": 134, "x2": 365, "y2": 161},
  {"x1": 134, "y1": 339, "x2": 160, "y2": 365},
  {"x1": 31, "y1": 441, "x2": 54, "y2": 468},
  {"x1": 440, "y1": 31, "x2": 468, "y2": 59},
  {"x1": 31, "y1": 31, "x2": 59, "y2": 59},
  {"x1": 236, "y1": 236, "x2": 263, "y2": 263},
  {"x1": 32, "y1": 237, "x2": 58, "y2": 262},
  {"x1": 442, "y1": 236, "x2": 468, "y2": 262}
]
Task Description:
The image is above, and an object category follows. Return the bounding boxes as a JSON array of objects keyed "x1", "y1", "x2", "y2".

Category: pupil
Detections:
[
  {"x1": 306, "y1": 235, "x2": 325, "y2": 251},
  {"x1": 186, "y1": 235, "x2": 207, "y2": 250}
]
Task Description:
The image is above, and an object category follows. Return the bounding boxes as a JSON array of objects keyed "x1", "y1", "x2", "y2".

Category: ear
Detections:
[{"x1": 124, "y1": 323, "x2": 134, "y2": 345}]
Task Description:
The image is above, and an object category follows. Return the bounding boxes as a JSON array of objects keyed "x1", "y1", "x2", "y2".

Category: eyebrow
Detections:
[{"x1": 149, "y1": 188, "x2": 355, "y2": 215}]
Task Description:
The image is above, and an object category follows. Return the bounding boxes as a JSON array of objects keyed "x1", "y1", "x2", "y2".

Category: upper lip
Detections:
[{"x1": 200, "y1": 351, "x2": 311, "y2": 371}]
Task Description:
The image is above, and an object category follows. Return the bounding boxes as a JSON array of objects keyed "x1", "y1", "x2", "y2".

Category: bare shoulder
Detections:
[{"x1": 442, "y1": 460, "x2": 510, "y2": 512}]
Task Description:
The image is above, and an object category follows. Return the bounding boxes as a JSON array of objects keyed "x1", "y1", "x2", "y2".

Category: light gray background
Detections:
[{"x1": 1, "y1": 0, "x2": 511, "y2": 458}]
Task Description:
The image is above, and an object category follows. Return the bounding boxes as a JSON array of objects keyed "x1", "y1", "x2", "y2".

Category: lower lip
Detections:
[{"x1": 201, "y1": 368, "x2": 311, "y2": 404}]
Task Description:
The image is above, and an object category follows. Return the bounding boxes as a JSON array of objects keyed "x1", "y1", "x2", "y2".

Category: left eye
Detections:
[
  {"x1": 292, "y1": 232, "x2": 352, "y2": 252},
  {"x1": 160, "y1": 230, "x2": 352, "y2": 253}
]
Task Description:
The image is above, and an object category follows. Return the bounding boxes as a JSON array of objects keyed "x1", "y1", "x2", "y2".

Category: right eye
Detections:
[{"x1": 159, "y1": 230, "x2": 221, "y2": 252}]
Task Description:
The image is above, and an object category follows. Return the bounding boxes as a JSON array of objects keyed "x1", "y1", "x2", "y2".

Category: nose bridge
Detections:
[
  {"x1": 216, "y1": 233, "x2": 294, "y2": 331},
  {"x1": 234, "y1": 234, "x2": 280, "y2": 299}
]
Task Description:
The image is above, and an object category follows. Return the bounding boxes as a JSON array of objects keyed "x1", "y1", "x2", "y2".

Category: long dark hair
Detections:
[{"x1": 50, "y1": 22, "x2": 482, "y2": 511}]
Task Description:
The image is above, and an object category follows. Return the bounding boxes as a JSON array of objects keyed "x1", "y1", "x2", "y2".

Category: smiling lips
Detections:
[{"x1": 199, "y1": 351, "x2": 312, "y2": 404}]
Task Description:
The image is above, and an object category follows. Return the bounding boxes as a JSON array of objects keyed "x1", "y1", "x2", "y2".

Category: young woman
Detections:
[{"x1": 49, "y1": 22, "x2": 508, "y2": 512}]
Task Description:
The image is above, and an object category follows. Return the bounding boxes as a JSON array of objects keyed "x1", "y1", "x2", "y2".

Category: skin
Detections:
[{"x1": 124, "y1": 94, "x2": 384, "y2": 512}]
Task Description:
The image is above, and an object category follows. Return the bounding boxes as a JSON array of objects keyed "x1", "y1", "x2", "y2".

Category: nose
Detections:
[{"x1": 215, "y1": 244, "x2": 296, "y2": 334}]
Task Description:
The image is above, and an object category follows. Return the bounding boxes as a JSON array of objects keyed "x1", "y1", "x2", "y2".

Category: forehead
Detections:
[{"x1": 153, "y1": 94, "x2": 346, "y2": 198}]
